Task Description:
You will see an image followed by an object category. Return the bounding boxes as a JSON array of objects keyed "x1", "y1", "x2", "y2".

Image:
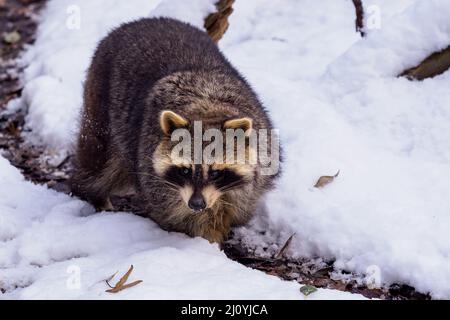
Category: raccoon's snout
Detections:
[
  {"x1": 188, "y1": 193, "x2": 206, "y2": 211},
  {"x1": 163, "y1": 164, "x2": 245, "y2": 211}
]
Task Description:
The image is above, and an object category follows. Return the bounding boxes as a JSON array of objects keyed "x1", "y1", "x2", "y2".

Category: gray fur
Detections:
[{"x1": 71, "y1": 18, "x2": 279, "y2": 242}]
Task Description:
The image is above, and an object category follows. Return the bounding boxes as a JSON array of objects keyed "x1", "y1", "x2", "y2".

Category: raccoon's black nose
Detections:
[{"x1": 188, "y1": 195, "x2": 206, "y2": 211}]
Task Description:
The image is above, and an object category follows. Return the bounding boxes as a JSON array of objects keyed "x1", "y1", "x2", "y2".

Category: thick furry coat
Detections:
[{"x1": 71, "y1": 18, "x2": 278, "y2": 242}]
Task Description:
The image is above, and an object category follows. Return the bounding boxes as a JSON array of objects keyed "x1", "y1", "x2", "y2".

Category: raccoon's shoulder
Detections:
[
  {"x1": 92, "y1": 17, "x2": 229, "y2": 75},
  {"x1": 99, "y1": 17, "x2": 214, "y2": 52}
]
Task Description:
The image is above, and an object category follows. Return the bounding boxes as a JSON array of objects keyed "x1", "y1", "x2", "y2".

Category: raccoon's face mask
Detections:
[
  {"x1": 164, "y1": 164, "x2": 247, "y2": 211},
  {"x1": 153, "y1": 110, "x2": 256, "y2": 212}
]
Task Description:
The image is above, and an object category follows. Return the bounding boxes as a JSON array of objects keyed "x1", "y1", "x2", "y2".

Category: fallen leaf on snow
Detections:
[
  {"x1": 300, "y1": 285, "x2": 318, "y2": 296},
  {"x1": 314, "y1": 170, "x2": 340, "y2": 188},
  {"x1": 105, "y1": 265, "x2": 143, "y2": 293}
]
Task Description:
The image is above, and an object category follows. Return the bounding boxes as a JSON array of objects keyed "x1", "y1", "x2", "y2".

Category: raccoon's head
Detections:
[{"x1": 152, "y1": 110, "x2": 256, "y2": 212}]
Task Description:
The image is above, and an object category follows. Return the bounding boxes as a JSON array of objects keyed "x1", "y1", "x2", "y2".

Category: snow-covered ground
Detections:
[
  {"x1": 0, "y1": 156, "x2": 363, "y2": 299},
  {"x1": 2, "y1": 0, "x2": 450, "y2": 299}
]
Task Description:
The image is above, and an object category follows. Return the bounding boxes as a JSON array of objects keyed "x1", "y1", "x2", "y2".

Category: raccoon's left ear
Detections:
[
  {"x1": 160, "y1": 110, "x2": 189, "y2": 136},
  {"x1": 223, "y1": 117, "x2": 253, "y2": 136}
]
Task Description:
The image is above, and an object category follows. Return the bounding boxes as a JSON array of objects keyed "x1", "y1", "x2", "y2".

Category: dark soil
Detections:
[
  {"x1": 0, "y1": 0, "x2": 43, "y2": 104},
  {"x1": 222, "y1": 241, "x2": 430, "y2": 300},
  {"x1": 0, "y1": 0, "x2": 431, "y2": 301}
]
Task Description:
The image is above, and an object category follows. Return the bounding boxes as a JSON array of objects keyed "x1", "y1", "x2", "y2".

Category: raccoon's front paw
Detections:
[
  {"x1": 96, "y1": 197, "x2": 115, "y2": 212},
  {"x1": 201, "y1": 228, "x2": 229, "y2": 244}
]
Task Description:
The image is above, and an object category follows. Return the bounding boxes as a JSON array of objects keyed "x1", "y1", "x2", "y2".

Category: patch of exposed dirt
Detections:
[
  {"x1": 0, "y1": 0, "x2": 44, "y2": 106},
  {"x1": 0, "y1": 0, "x2": 431, "y2": 301},
  {"x1": 222, "y1": 240, "x2": 430, "y2": 300},
  {"x1": 0, "y1": 0, "x2": 72, "y2": 190}
]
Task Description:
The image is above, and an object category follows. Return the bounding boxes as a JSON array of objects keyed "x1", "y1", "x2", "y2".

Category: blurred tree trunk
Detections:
[{"x1": 204, "y1": 0, "x2": 234, "y2": 43}]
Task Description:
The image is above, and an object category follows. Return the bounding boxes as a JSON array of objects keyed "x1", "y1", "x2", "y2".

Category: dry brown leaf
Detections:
[
  {"x1": 314, "y1": 170, "x2": 340, "y2": 188},
  {"x1": 105, "y1": 265, "x2": 143, "y2": 293},
  {"x1": 115, "y1": 265, "x2": 134, "y2": 287},
  {"x1": 106, "y1": 280, "x2": 143, "y2": 293},
  {"x1": 111, "y1": 280, "x2": 143, "y2": 293}
]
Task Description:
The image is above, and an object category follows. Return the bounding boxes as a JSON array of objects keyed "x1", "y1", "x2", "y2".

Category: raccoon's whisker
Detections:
[
  {"x1": 219, "y1": 180, "x2": 245, "y2": 192},
  {"x1": 217, "y1": 198, "x2": 234, "y2": 206},
  {"x1": 217, "y1": 198, "x2": 241, "y2": 211},
  {"x1": 146, "y1": 193, "x2": 182, "y2": 206},
  {"x1": 130, "y1": 171, "x2": 181, "y2": 190},
  {"x1": 129, "y1": 171, "x2": 162, "y2": 178},
  {"x1": 219, "y1": 200, "x2": 243, "y2": 212},
  {"x1": 149, "y1": 181, "x2": 180, "y2": 192},
  {"x1": 161, "y1": 181, "x2": 181, "y2": 190}
]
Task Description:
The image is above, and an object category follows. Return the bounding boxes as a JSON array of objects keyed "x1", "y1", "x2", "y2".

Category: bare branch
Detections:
[
  {"x1": 352, "y1": 0, "x2": 365, "y2": 37},
  {"x1": 275, "y1": 234, "x2": 295, "y2": 259},
  {"x1": 204, "y1": 0, "x2": 235, "y2": 43},
  {"x1": 399, "y1": 45, "x2": 450, "y2": 81}
]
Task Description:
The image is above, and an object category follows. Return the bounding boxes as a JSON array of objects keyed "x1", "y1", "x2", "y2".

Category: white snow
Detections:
[
  {"x1": 3, "y1": 0, "x2": 450, "y2": 299},
  {"x1": 224, "y1": 0, "x2": 450, "y2": 298},
  {"x1": 16, "y1": 0, "x2": 165, "y2": 150},
  {"x1": 0, "y1": 156, "x2": 362, "y2": 299},
  {"x1": 150, "y1": 0, "x2": 216, "y2": 30}
]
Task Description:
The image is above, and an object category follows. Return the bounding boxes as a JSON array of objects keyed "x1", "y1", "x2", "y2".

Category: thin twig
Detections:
[
  {"x1": 275, "y1": 234, "x2": 295, "y2": 259},
  {"x1": 352, "y1": 0, "x2": 365, "y2": 37},
  {"x1": 105, "y1": 270, "x2": 118, "y2": 288}
]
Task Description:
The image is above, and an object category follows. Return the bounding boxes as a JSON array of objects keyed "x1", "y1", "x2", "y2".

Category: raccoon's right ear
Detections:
[{"x1": 160, "y1": 110, "x2": 189, "y2": 136}]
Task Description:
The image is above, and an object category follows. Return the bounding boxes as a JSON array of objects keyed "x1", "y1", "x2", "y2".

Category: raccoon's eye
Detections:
[
  {"x1": 179, "y1": 167, "x2": 192, "y2": 177},
  {"x1": 209, "y1": 169, "x2": 223, "y2": 180}
]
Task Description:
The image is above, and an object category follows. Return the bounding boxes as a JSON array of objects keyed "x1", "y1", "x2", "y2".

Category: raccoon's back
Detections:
[
  {"x1": 92, "y1": 17, "x2": 236, "y2": 89},
  {"x1": 83, "y1": 18, "x2": 244, "y2": 173},
  {"x1": 87, "y1": 17, "x2": 241, "y2": 138}
]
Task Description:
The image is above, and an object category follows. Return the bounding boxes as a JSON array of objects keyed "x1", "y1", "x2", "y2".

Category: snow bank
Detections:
[
  {"x1": 1, "y1": 0, "x2": 365, "y2": 300},
  {"x1": 150, "y1": 0, "x2": 216, "y2": 30},
  {"x1": 0, "y1": 155, "x2": 362, "y2": 299},
  {"x1": 224, "y1": 0, "x2": 450, "y2": 298},
  {"x1": 15, "y1": 0, "x2": 164, "y2": 150},
  {"x1": 13, "y1": 0, "x2": 217, "y2": 151},
  {"x1": 8, "y1": 0, "x2": 450, "y2": 298},
  {"x1": 325, "y1": 0, "x2": 450, "y2": 88}
]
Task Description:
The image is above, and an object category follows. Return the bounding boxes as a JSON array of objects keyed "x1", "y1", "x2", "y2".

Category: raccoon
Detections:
[{"x1": 71, "y1": 17, "x2": 280, "y2": 243}]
